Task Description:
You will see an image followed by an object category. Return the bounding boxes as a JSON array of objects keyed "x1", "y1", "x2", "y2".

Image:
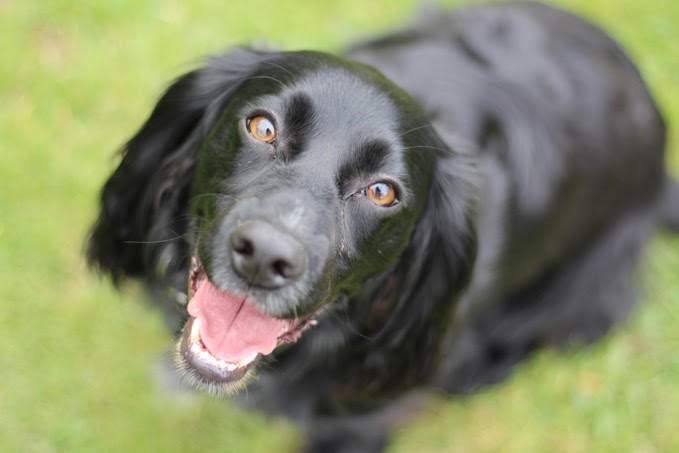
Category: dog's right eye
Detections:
[
  {"x1": 365, "y1": 181, "x2": 398, "y2": 207},
  {"x1": 247, "y1": 115, "x2": 277, "y2": 144}
]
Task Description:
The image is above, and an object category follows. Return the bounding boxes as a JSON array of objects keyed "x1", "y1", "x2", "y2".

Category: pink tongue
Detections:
[{"x1": 187, "y1": 279, "x2": 293, "y2": 363}]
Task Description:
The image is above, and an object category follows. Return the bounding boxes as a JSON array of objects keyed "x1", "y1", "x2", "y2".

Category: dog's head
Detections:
[{"x1": 88, "y1": 49, "x2": 477, "y2": 394}]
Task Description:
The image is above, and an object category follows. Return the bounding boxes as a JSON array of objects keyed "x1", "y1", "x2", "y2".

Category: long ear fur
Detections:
[
  {"x1": 87, "y1": 49, "x2": 276, "y2": 284},
  {"x1": 371, "y1": 139, "x2": 479, "y2": 380},
  {"x1": 336, "y1": 130, "x2": 479, "y2": 396}
]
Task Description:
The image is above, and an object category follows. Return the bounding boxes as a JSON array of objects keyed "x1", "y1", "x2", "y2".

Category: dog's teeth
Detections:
[
  {"x1": 190, "y1": 318, "x2": 202, "y2": 342},
  {"x1": 309, "y1": 319, "x2": 318, "y2": 326},
  {"x1": 239, "y1": 352, "x2": 258, "y2": 367},
  {"x1": 190, "y1": 342, "x2": 203, "y2": 355}
]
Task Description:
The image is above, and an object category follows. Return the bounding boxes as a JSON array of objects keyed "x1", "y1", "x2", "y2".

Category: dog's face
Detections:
[
  {"x1": 181, "y1": 52, "x2": 438, "y2": 392},
  {"x1": 89, "y1": 50, "x2": 475, "y2": 395}
]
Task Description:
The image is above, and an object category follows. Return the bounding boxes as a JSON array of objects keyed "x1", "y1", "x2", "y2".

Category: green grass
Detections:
[{"x1": 1, "y1": 0, "x2": 678, "y2": 451}]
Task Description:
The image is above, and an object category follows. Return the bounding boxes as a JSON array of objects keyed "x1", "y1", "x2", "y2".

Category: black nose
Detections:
[{"x1": 229, "y1": 221, "x2": 308, "y2": 289}]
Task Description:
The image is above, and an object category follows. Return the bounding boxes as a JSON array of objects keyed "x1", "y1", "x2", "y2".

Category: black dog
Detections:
[{"x1": 88, "y1": 2, "x2": 678, "y2": 452}]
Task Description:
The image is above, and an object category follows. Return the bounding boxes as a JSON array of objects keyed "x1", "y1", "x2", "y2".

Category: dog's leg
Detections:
[
  {"x1": 660, "y1": 177, "x2": 679, "y2": 232},
  {"x1": 302, "y1": 419, "x2": 388, "y2": 453},
  {"x1": 301, "y1": 392, "x2": 428, "y2": 453},
  {"x1": 435, "y1": 206, "x2": 656, "y2": 394}
]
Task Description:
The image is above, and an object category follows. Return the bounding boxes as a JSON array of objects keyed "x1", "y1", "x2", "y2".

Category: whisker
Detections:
[
  {"x1": 330, "y1": 303, "x2": 373, "y2": 341},
  {"x1": 224, "y1": 264, "x2": 261, "y2": 339},
  {"x1": 244, "y1": 75, "x2": 288, "y2": 90},
  {"x1": 399, "y1": 124, "x2": 433, "y2": 138},
  {"x1": 124, "y1": 233, "x2": 188, "y2": 245},
  {"x1": 260, "y1": 60, "x2": 295, "y2": 79},
  {"x1": 189, "y1": 192, "x2": 242, "y2": 204},
  {"x1": 401, "y1": 144, "x2": 451, "y2": 154}
]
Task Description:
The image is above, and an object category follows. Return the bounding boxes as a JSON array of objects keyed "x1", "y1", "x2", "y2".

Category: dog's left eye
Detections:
[
  {"x1": 365, "y1": 181, "x2": 398, "y2": 207},
  {"x1": 247, "y1": 115, "x2": 277, "y2": 143}
]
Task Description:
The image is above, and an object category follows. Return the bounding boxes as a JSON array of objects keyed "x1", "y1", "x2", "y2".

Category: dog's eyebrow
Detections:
[
  {"x1": 336, "y1": 139, "x2": 391, "y2": 190},
  {"x1": 284, "y1": 93, "x2": 314, "y2": 156}
]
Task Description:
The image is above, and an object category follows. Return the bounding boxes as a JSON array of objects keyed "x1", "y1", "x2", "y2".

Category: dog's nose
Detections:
[{"x1": 229, "y1": 221, "x2": 308, "y2": 288}]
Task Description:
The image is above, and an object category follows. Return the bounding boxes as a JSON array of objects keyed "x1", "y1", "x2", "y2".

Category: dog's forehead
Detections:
[
  {"x1": 295, "y1": 69, "x2": 406, "y2": 172},
  {"x1": 245, "y1": 67, "x2": 402, "y2": 141},
  {"x1": 234, "y1": 66, "x2": 408, "y2": 178},
  {"x1": 295, "y1": 68, "x2": 400, "y2": 129}
]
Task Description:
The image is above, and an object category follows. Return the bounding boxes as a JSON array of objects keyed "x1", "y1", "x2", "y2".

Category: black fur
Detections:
[
  {"x1": 661, "y1": 179, "x2": 679, "y2": 231},
  {"x1": 88, "y1": 3, "x2": 676, "y2": 452}
]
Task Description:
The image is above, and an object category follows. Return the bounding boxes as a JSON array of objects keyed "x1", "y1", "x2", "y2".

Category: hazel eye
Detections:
[
  {"x1": 247, "y1": 115, "x2": 277, "y2": 143},
  {"x1": 365, "y1": 181, "x2": 398, "y2": 207}
]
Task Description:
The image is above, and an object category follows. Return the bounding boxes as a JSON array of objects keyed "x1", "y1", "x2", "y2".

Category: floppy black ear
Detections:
[
  {"x1": 338, "y1": 129, "x2": 479, "y2": 395},
  {"x1": 87, "y1": 49, "x2": 275, "y2": 284},
  {"x1": 374, "y1": 135, "x2": 480, "y2": 345}
]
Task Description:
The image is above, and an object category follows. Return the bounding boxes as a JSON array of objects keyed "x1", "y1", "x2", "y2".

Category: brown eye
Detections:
[
  {"x1": 366, "y1": 181, "x2": 398, "y2": 207},
  {"x1": 247, "y1": 115, "x2": 277, "y2": 143}
]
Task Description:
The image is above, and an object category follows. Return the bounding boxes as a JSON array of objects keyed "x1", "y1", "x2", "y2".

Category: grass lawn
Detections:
[{"x1": 1, "y1": 0, "x2": 678, "y2": 451}]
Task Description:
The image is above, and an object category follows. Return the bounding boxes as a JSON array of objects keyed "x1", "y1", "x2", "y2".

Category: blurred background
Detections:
[{"x1": 1, "y1": 0, "x2": 678, "y2": 451}]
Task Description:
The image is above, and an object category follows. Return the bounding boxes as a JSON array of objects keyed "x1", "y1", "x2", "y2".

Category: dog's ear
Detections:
[
  {"x1": 346, "y1": 129, "x2": 479, "y2": 393},
  {"x1": 388, "y1": 133, "x2": 480, "y2": 334},
  {"x1": 87, "y1": 49, "x2": 275, "y2": 284}
]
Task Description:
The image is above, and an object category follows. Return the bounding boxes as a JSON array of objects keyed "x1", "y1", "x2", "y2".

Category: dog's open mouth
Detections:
[{"x1": 176, "y1": 258, "x2": 317, "y2": 391}]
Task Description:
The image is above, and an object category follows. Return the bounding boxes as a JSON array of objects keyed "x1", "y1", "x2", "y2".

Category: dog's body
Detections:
[
  {"x1": 351, "y1": 1, "x2": 667, "y2": 389},
  {"x1": 89, "y1": 3, "x2": 676, "y2": 452}
]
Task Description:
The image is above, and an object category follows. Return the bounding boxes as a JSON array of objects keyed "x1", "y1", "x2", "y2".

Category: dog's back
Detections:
[{"x1": 351, "y1": 1, "x2": 670, "y2": 392}]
